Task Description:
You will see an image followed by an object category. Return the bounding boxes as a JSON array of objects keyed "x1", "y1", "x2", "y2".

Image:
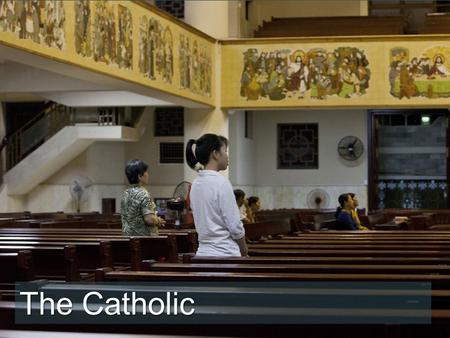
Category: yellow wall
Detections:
[{"x1": 221, "y1": 35, "x2": 450, "y2": 109}]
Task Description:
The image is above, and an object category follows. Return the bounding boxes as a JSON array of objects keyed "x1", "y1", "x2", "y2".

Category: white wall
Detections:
[
  {"x1": 184, "y1": 1, "x2": 230, "y2": 39},
  {"x1": 229, "y1": 110, "x2": 256, "y2": 186},
  {"x1": 230, "y1": 109, "x2": 369, "y2": 210},
  {"x1": 19, "y1": 107, "x2": 184, "y2": 213}
]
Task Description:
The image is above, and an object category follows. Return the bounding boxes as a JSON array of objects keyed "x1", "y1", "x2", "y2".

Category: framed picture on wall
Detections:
[{"x1": 277, "y1": 123, "x2": 318, "y2": 169}]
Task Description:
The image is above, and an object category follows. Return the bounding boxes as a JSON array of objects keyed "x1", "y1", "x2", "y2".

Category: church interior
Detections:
[{"x1": 1, "y1": 0, "x2": 450, "y2": 337}]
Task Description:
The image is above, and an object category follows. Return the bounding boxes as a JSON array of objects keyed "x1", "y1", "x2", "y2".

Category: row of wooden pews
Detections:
[
  {"x1": 254, "y1": 16, "x2": 407, "y2": 37},
  {"x1": 92, "y1": 210, "x2": 450, "y2": 334},
  {"x1": 0, "y1": 212, "x2": 199, "y2": 307},
  {"x1": 3, "y1": 210, "x2": 450, "y2": 336}
]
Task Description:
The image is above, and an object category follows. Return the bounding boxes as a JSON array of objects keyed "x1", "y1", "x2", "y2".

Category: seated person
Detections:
[
  {"x1": 348, "y1": 193, "x2": 369, "y2": 230},
  {"x1": 234, "y1": 189, "x2": 251, "y2": 224},
  {"x1": 246, "y1": 196, "x2": 261, "y2": 223},
  {"x1": 335, "y1": 193, "x2": 358, "y2": 230}
]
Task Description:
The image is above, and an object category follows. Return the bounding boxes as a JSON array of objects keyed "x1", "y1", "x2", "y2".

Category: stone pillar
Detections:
[{"x1": 185, "y1": 1, "x2": 229, "y2": 39}]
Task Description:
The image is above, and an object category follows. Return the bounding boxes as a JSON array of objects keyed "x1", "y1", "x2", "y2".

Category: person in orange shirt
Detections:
[{"x1": 349, "y1": 193, "x2": 369, "y2": 230}]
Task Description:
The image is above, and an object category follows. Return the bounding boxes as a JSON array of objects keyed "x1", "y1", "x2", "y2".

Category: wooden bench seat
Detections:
[
  {"x1": 149, "y1": 262, "x2": 450, "y2": 275},
  {"x1": 248, "y1": 248, "x2": 450, "y2": 257},
  {"x1": 96, "y1": 269, "x2": 450, "y2": 286},
  {"x1": 188, "y1": 255, "x2": 450, "y2": 265},
  {"x1": 0, "y1": 245, "x2": 79, "y2": 281}
]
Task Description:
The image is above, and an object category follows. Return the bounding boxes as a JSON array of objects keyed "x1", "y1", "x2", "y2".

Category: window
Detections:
[
  {"x1": 160, "y1": 142, "x2": 184, "y2": 164},
  {"x1": 278, "y1": 124, "x2": 318, "y2": 169},
  {"x1": 155, "y1": 0, "x2": 184, "y2": 19},
  {"x1": 155, "y1": 107, "x2": 184, "y2": 137}
]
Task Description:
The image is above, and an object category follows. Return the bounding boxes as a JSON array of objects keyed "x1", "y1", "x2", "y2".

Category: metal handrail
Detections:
[{"x1": 5, "y1": 103, "x2": 75, "y2": 170}]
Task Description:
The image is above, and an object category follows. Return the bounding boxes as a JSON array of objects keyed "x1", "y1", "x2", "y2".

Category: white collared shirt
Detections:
[{"x1": 190, "y1": 170, "x2": 245, "y2": 257}]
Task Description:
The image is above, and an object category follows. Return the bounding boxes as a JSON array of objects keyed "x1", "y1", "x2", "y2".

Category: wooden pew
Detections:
[
  {"x1": 248, "y1": 248, "x2": 450, "y2": 257},
  {"x1": 188, "y1": 255, "x2": 450, "y2": 265},
  {"x1": 0, "y1": 245, "x2": 79, "y2": 281},
  {"x1": 0, "y1": 228, "x2": 197, "y2": 254},
  {"x1": 0, "y1": 240, "x2": 111, "y2": 274},
  {"x1": 0, "y1": 235, "x2": 179, "y2": 270},
  {"x1": 148, "y1": 262, "x2": 450, "y2": 275},
  {"x1": 244, "y1": 219, "x2": 292, "y2": 240},
  {"x1": 95, "y1": 269, "x2": 450, "y2": 287},
  {"x1": 0, "y1": 251, "x2": 34, "y2": 282}
]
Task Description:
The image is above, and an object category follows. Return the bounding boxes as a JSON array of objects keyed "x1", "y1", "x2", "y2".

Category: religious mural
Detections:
[
  {"x1": 179, "y1": 33, "x2": 212, "y2": 97},
  {"x1": 389, "y1": 46, "x2": 450, "y2": 99},
  {"x1": 117, "y1": 4, "x2": 132, "y2": 70},
  {"x1": 0, "y1": 0, "x2": 65, "y2": 49},
  {"x1": 138, "y1": 15, "x2": 173, "y2": 83},
  {"x1": 0, "y1": 0, "x2": 215, "y2": 105},
  {"x1": 240, "y1": 47, "x2": 370, "y2": 101},
  {"x1": 92, "y1": 0, "x2": 116, "y2": 66},
  {"x1": 74, "y1": 0, "x2": 91, "y2": 56}
]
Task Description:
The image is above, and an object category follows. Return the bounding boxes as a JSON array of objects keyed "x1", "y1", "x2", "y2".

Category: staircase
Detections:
[{"x1": 1, "y1": 103, "x2": 145, "y2": 195}]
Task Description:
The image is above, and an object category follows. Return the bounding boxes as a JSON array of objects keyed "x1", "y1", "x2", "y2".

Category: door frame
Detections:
[{"x1": 368, "y1": 109, "x2": 450, "y2": 211}]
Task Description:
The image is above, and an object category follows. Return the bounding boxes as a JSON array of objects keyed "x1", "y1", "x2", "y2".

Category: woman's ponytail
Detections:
[
  {"x1": 335, "y1": 206, "x2": 342, "y2": 218},
  {"x1": 185, "y1": 139, "x2": 198, "y2": 170}
]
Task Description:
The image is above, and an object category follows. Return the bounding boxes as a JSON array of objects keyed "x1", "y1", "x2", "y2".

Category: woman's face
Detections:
[
  {"x1": 214, "y1": 144, "x2": 229, "y2": 171},
  {"x1": 251, "y1": 200, "x2": 261, "y2": 211},
  {"x1": 352, "y1": 196, "x2": 359, "y2": 208},
  {"x1": 138, "y1": 171, "x2": 149, "y2": 185},
  {"x1": 344, "y1": 196, "x2": 354, "y2": 209}
]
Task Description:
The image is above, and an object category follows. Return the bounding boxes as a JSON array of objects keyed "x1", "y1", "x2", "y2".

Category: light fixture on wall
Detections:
[{"x1": 421, "y1": 115, "x2": 430, "y2": 125}]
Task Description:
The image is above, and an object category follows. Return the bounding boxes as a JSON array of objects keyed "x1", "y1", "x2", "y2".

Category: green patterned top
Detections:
[{"x1": 121, "y1": 185, "x2": 158, "y2": 236}]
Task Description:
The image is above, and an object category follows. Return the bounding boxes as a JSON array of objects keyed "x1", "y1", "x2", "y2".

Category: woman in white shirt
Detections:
[{"x1": 186, "y1": 133, "x2": 248, "y2": 257}]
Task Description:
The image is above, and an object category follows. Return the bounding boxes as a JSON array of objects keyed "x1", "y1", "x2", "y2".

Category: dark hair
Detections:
[
  {"x1": 234, "y1": 189, "x2": 245, "y2": 201},
  {"x1": 125, "y1": 159, "x2": 148, "y2": 184},
  {"x1": 248, "y1": 196, "x2": 259, "y2": 207},
  {"x1": 185, "y1": 133, "x2": 228, "y2": 170},
  {"x1": 335, "y1": 193, "x2": 351, "y2": 218},
  {"x1": 348, "y1": 193, "x2": 355, "y2": 199}
]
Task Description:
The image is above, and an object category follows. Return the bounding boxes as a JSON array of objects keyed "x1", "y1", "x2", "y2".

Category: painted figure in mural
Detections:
[
  {"x1": 107, "y1": 7, "x2": 116, "y2": 63},
  {"x1": 44, "y1": 0, "x2": 65, "y2": 50},
  {"x1": 287, "y1": 53, "x2": 309, "y2": 98},
  {"x1": 191, "y1": 40, "x2": 200, "y2": 92},
  {"x1": 75, "y1": 0, "x2": 91, "y2": 56},
  {"x1": 419, "y1": 57, "x2": 432, "y2": 77},
  {"x1": 267, "y1": 64, "x2": 286, "y2": 100},
  {"x1": 93, "y1": 1, "x2": 106, "y2": 63},
  {"x1": 205, "y1": 51, "x2": 212, "y2": 96},
  {"x1": 4, "y1": 0, "x2": 16, "y2": 33},
  {"x1": 0, "y1": 0, "x2": 8, "y2": 32},
  {"x1": 338, "y1": 57, "x2": 361, "y2": 98},
  {"x1": 21, "y1": 0, "x2": 40, "y2": 42},
  {"x1": 430, "y1": 55, "x2": 450, "y2": 77},
  {"x1": 240, "y1": 65, "x2": 252, "y2": 98},
  {"x1": 138, "y1": 16, "x2": 148, "y2": 75},
  {"x1": 147, "y1": 18, "x2": 156, "y2": 79},
  {"x1": 162, "y1": 27, "x2": 173, "y2": 83},
  {"x1": 179, "y1": 34, "x2": 185, "y2": 88},
  {"x1": 398, "y1": 61, "x2": 418, "y2": 99},
  {"x1": 117, "y1": 5, "x2": 132, "y2": 70},
  {"x1": 184, "y1": 38, "x2": 191, "y2": 89}
]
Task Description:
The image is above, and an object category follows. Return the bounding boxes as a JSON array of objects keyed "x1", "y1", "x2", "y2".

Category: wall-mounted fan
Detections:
[
  {"x1": 69, "y1": 176, "x2": 93, "y2": 213},
  {"x1": 337, "y1": 136, "x2": 364, "y2": 161},
  {"x1": 307, "y1": 189, "x2": 330, "y2": 209},
  {"x1": 167, "y1": 181, "x2": 192, "y2": 227}
]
